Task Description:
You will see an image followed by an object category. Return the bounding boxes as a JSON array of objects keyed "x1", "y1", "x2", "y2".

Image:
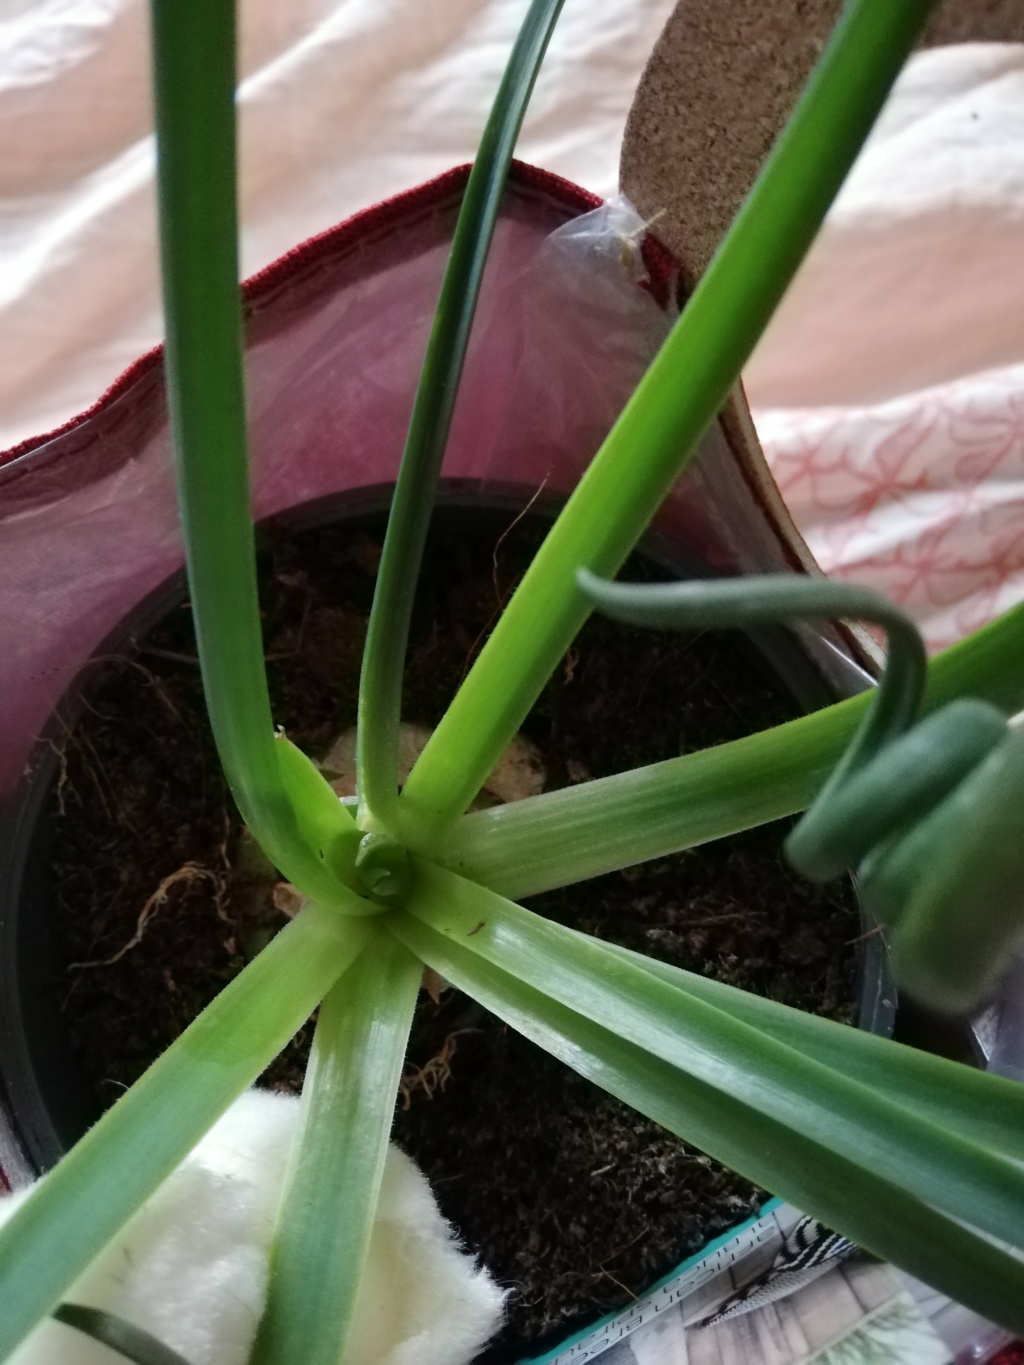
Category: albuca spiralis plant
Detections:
[{"x1": 3, "y1": 0, "x2": 1024, "y2": 1359}]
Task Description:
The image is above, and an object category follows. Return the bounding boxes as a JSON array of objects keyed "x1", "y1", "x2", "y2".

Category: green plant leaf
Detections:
[
  {"x1": 150, "y1": 0, "x2": 359, "y2": 907},
  {"x1": 599, "y1": 940, "x2": 1024, "y2": 1162},
  {"x1": 398, "y1": 0, "x2": 936, "y2": 838},
  {"x1": 434, "y1": 599, "x2": 1024, "y2": 897},
  {"x1": 390, "y1": 912, "x2": 1024, "y2": 1334},
  {"x1": 401, "y1": 861, "x2": 1024, "y2": 1255},
  {"x1": 252, "y1": 929, "x2": 422, "y2": 1365},
  {"x1": 0, "y1": 903, "x2": 371, "y2": 1359},
  {"x1": 356, "y1": 0, "x2": 566, "y2": 830},
  {"x1": 52, "y1": 1305, "x2": 193, "y2": 1365}
]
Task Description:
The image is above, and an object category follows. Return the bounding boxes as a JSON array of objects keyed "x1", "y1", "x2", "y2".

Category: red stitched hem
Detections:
[{"x1": 1, "y1": 161, "x2": 676, "y2": 468}]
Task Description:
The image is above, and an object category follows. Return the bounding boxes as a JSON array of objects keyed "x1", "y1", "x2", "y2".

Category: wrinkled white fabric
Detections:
[
  {"x1": 0, "y1": 0, "x2": 674, "y2": 450},
  {"x1": 2, "y1": 8, "x2": 1024, "y2": 649},
  {"x1": 748, "y1": 43, "x2": 1024, "y2": 408},
  {"x1": 0, "y1": 1090, "x2": 505, "y2": 1365}
]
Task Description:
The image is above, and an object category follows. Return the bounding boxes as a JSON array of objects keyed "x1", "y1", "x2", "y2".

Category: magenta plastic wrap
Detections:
[{"x1": 0, "y1": 164, "x2": 848, "y2": 808}]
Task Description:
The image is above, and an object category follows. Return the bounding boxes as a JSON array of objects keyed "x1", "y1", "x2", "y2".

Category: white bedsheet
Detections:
[
  {"x1": 751, "y1": 42, "x2": 1024, "y2": 650},
  {"x1": 2, "y1": 1, "x2": 1023, "y2": 650}
]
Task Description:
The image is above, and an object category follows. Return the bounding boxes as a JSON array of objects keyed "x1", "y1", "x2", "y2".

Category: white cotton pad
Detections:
[
  {"x1": 346, "y1": 1144, "x2": 506, "y2": 1365},
  {"x1": 1, "y1": 1089, "x2": 504, "y2": 1365}
]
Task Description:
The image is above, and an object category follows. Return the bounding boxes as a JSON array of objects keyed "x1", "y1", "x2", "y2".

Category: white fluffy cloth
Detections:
[{"x1": 0, "y1": 1090, "x2": 504, "y2": 1365}]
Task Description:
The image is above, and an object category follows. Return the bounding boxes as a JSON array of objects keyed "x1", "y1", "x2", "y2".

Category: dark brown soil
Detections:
[{"x1": 46, "y1": 503, "x2": 859, "y2": 1357}]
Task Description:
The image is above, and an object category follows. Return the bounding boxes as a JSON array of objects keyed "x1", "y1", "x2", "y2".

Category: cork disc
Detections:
[
  {"x1": 621, "y1": 0, "x2": 1024, "y2": 286},
  {"x1": 618, "y1": 0, "x2": 1024, "y2": 639}
]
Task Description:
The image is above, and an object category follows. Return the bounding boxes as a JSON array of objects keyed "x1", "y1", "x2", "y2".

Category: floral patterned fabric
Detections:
[{"x1": 758, "y1": 365, "x2": 1024, "y2": 651}]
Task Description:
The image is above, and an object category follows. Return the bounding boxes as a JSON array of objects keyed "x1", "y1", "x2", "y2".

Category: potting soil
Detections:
[{"x1": 47, "y1": 507, "x2": 860, "y2": 1355}]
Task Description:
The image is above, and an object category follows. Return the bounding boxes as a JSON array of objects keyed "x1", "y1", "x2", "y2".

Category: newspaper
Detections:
[{"x1": 522, "y1": 1203, "x2": 1008, "y2": 1365}]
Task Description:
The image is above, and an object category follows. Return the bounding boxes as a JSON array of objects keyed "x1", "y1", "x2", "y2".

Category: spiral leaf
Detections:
[{"x1": 579, "y1": 570, "x2": 1023, "y2": 1014}]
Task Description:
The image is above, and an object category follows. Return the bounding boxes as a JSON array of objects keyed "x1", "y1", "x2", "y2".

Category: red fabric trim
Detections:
[
  {"x1": 1, "y1": 348, "x2": 166, "y2": 468},
  {"x1": 1, "y1": 161, "x2": 675, "y2": 468}
]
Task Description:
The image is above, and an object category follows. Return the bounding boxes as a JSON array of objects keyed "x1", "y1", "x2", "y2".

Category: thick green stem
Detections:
[
  {"x1": 150, "y1": 0, "x2": 359, "y2": 904},
  {"x1": 398, "y1": 0, "x2": 936, "y2": 839}
]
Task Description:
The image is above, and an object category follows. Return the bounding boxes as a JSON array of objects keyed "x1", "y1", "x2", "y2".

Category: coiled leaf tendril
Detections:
[{"x1": 579, "y1": 570, "x2": 1024, "y2": 1015}]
